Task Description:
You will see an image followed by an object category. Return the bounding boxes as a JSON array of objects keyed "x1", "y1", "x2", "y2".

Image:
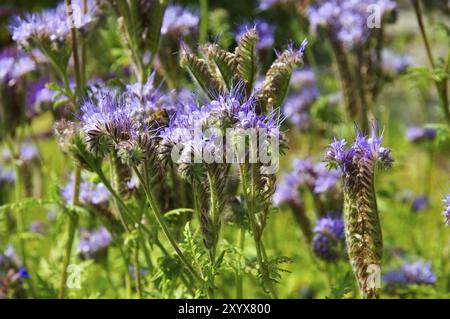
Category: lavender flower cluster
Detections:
[
  {"x1": 282, "y1": 69, "x2": 320, "y2": 130},
  {"x1": 325, "y1": 127, "x2": 393, "y2": 175},
  {"x1": 9, "y1": 0, "x2": 99, "y2": 51},
  {"x1": 61, "y1": 173, "x2": 110, "y2": 206},
  {"x1": 273, "y1": 158, "x2": 340, "y2": 206},
  {"x1": 312, "y1": 216, "x2": 345, "y2": 261},
  {"x1": 309, "y1": 0, "x2": 396, "y2": 50},
  {"x1": 384, "y1": 260, "x2": 436, "y2": 286},
  {"x1": 77, "y1": 227, "x2": 112, "y2": 260}
]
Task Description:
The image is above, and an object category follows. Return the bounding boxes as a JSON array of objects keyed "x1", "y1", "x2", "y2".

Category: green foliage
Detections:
[{"x1": 327, "y1": 272, "x2": 354, "y2": 299}]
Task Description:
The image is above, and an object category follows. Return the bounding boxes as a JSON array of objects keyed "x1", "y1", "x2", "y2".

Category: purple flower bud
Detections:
[
  {"x1": 77, "y1": 227, "x2": 112, "y2": 259},
  {"x1": 406, "y1": 126, "x2": 436, "y2": 143}
]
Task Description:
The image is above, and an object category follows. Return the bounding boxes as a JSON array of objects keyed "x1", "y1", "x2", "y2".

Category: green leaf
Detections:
[
  {"x1": 327, "y1": 271, "x2": 354, "y2": 299},
  {"x1": 235, "y1": 28, "x2": 258, "y2": 94},
  {"x1": 0, "y1": 198, "x2": 56, "y2": 214},
  {"x1": 147, "y1": 0, "x2": 168, "y2": 57}
]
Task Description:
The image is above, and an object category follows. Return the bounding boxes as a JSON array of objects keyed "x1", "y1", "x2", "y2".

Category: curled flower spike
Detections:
[
  {"x1": 235, "y1": 19, "x2": 276, "y2": 50},
  {"x1": 324, "y1": 125, "x2": 393, "y2": 298}
]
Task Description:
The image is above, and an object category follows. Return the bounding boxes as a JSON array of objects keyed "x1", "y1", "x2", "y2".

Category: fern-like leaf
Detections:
[{"x1": 201, "y1": 43, "x2": 238, "y2": 91}]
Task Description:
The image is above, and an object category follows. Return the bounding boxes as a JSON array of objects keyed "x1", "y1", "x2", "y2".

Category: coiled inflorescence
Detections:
[
  {"x1": 312, "y1": 216, "x2": 345, "y2": 261},
  {"x1": 325, "y1": 126, "x2": 393, "y2": 298}
]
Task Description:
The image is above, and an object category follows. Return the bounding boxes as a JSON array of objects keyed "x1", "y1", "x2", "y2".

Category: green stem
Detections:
[
  {"x1": 412, "y1": 0, "x2": 450, "y2": 127},
  {"x1": 236, "y1": 228, "x2": 245, "y2": 299},
  {"x1": 117, "y1": 244, "x2": 133, "y2": 298},
  {"x1": 239, "y1": 164, "x2": 278, "y2": 298},
  {"x1": 132, "y1": 167, "x2": 203, "y2": 284},
  {"x1": 65, "y1": 0, "x2": 83, "y2": 96},
  {"x1": 58, "y1": 166, "x2": 81, "y2": 299},
  {"x1": 133, "y1": 245, "x2": 143, "y2": 299},
  {"x1": 199, "y1": 0, "x2": 208, "y2": 44}
]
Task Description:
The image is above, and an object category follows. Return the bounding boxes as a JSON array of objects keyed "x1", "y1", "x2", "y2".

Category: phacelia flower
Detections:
[
  {"x1": 0, "y1": 48, "x2": 35, "y2": 87},
  {"x1": 325, "y1": 125, "x2": 393, "y2": 298},
  {"x1": 283, "y1": 69, "x2": 319, "y2": 130},
  {"x1": 381, "y1": 49, "x2": 412, "y2": 76},
  {"x1": 0, "y1": 165, "x2": 15, "y2": 185},
  {"x1": 235, "y1": 19, "x2": 276, "y2": 50},
  {"x1": 161, "y1": 5, "x2": 199, "y2": 37},
  {"x1": 443, "y1": 193, "x2": 450, "y2": 225},
  {"x1": 411, "y1": 195, "x2": 429, "y2": 213},
  {"x1": 61, "y1": 173, "x2": 110, "y2": 206},
  {"x1": 406, "y1": 126, "x2": 436, "y2": 143},
  {"x1": 2, "y1": 142, "x2": 39, "y2": 164},
  {"x1": 309, "y1": 0, "x2": 396, "y2": 50},
  {"x1": 9, "y1": 0, "x2": 98, "y2": 47},
  {"x1": 312, "y1": 216, "x2": 345, "y2": 261},
  {"x1": 384, "y1": 260, "x2": 436, "y2": 286},
  {"x1": 258, "y1": 0, "x2": 287, "y2": 10},
  {"x1": 26, "y1": 77, "x2": 54, "y2": 117},
  {"x1": 77, "y1": 227, "x2": 112, "y2": 260}
]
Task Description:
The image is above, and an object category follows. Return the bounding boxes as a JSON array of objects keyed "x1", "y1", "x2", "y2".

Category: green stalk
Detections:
[
  {"x1": 199, "y1": 0, "x2": 208, "y2": 44},
  {"x1": 236, "y1": 228, "x2": 245, "y2": 299},
  {"x1": 132, "y1": 167, "x2": 203, "y2": 284},
  {"x1": 65, "y1": 0, "x2": 83, "y2": 96},
  {"x1": 133, "y1": 244, "x2": 143, "y2": 299},
  {"x1": 58, "y1": 166, "x2": 81, "y2": 299}
]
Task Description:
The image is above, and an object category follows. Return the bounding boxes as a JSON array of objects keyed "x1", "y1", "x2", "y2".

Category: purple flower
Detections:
[
  {"x1": 258, "y1": 0, "x2": 287, "y2": 10},
  {"x1": 29, "y1": 221, "x2": 46, "y2": 234},
  {"x1": 273, "y1": 172, "x2": 301, "y2": 205},
  {"x1": 382, "y1": 49, "x2": 412, "y2": 76},
  {"x1": 18, "y1": 267, "x2": 30, "y2": 278},
  {"x1": 77, "y1": 227, "x2": 112, "y2": 259},
  {"x1": 61, "y1": 173, "x2": 110, "y2": 206},
  {"x1": 312, "y1": 216, "x2": 345, "y2": 261},
  {"x1": 384, "y1": 260, "x2": 436, "y2": 286},
  {"x1": 411, "y1": 195, "x2": 429, "y2": 213},
  {"x1": 406, "y1": 126, "x2": 436, "y2": 143},
  {"x1": 325, "y1": 126, "x2": 393, "y2": 173},
  {"x1": 0, "y1": 48, "x2": 35, "y2": 86},
  {"x1": 443, "y1": 193, "x2": 450, "y2": 225},
  {"x1": 161, "y1": 5, "x2": 199, "y2": 37},
  {"x1": 0, "y1": 165, "x2": 15, "y2": 185},
  {"x1": 9, "y1": 0, "x2": 98, "y2": 50},
  {"x1": 26, "y1": 77, "x2": 54, "y2": 117},
  {"x1": 235, "y1": 19, "x2": 276, "y2": 50}
]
